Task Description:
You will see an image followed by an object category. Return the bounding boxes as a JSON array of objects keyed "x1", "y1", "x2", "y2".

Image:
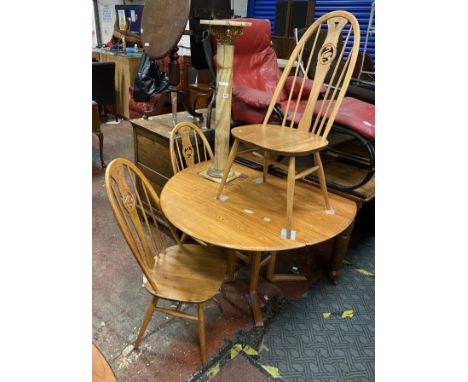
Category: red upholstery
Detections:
[
  {"x1": 227, "y1": 18, "x2": 375, "y2": 140},
  {"x1": 229, "y1": 18, "x2": 329, "y2": 125},
  {"x1": 232, "y1": 87, "x2": 272, "y2": 109},
  {"x1": 327, "y1": 97, "x2": 375, "y2": 140},
  {"x1": 219, "y1": 18, "x2": 282, "y2": 124},
  {"x1": 231, "y1": 19, "x2": 283, "y2": 98},
  {"x1": 128, "y1": 55, "x2": 186, "y2": 119},
  {"x1": 283, "y1": 97, "x2": 375, "y2": 140},
  {"x1": 284, "y1": 77, "x2": 327, "y2": 98}
]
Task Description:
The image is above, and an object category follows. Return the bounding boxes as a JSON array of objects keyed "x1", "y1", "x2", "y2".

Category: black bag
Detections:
[{"x1": 133, "y1": 53, "x2": 169, "y2": 102}]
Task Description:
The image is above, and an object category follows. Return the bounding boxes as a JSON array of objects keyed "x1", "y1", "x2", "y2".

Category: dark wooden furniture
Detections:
[
  {"x1": 271, "y1": 0, "x2": 316, "y2": 59},
  {"x1": 141, "y1": 0, "x2": 201, "y2": 121},
  {"x1": 92, "y1": 101, "x2": 105, "y2": 168},
  {"x1": 92, "y1": 61, "x2": 118, "y2": 122},
  {"x1": 271, "y1": 36, "x2": 297, "y2": 59},
  {"x1": 274, "y1": 0, "x2": 315, "y2": 38},
  {"x1": 92, "y1": 50, "x2": 143, "y2": 119},
  {"x1": 130, "y1": 109, "x2": 215, "y2": 196},
  {"x1": 188, "y1": 83, "x2": 213, "y2": 110}
]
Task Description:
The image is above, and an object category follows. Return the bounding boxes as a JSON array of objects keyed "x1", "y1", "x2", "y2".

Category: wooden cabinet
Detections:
[
  {"x1": 130, "y1": 109, "x2": 215, "y2": 195},
  {"x1": 93, "y1": 50, "x2": 142, "y2": 119}
]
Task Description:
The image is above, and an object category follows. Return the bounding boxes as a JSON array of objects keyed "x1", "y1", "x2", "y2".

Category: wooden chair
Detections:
[
  {"x1": 105, "y1": 158, "x2": 226, "y2": 366},
  {"x1": 169, "y1": 121, "x2": 214, "y2": 174},
  {"x1": 216, "y1": 11, "x2": 360, "y2": 237},
  {"x1": 169, "y1": 121, "x2": 214, "y2": 245}
]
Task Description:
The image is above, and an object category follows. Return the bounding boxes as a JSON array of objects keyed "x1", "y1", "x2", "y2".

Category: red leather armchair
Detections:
[
  {"x1": 229, "y1": 18, "x2": 283, "y2": 124},
  {"x1": 128, "y1": 55, "x2": 187, "y2": 119},
  {"x1": 229, "y1": 19, "x2": 329, "y2": 125}
]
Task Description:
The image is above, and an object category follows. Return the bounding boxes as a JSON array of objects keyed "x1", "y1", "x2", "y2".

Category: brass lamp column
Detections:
[{"x1": 199, "y1": 20, "x2": 251, "y2": 182}]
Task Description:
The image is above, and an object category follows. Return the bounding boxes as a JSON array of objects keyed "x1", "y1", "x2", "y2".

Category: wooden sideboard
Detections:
[
  {"x1": 130, "y1": 109, "x2": 215, "y2": 195},
  {"x1": 92, "y1": 50, "x2": 143, "y2": 119}
]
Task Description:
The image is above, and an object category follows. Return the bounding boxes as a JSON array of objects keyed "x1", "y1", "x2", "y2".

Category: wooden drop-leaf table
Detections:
[{"x1": 160, "y1": 161, "x2": 357, "y2": 326}]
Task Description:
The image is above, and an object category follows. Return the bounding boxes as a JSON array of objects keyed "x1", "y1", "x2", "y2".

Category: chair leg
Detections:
[
  {"x1": 197, "y1": 303, "x2": 207, "y2": 366},
  {"x1": 216, "y1": 138, "x2": 240, "y2": 199},
  {"x1": 113, "y1": 104, "x2": 118, "y2": 122},
  {"x1": 134, "y1": 296, "x2": 158, "y2": 349},
  {"x1": 226, "y1": 249, "x2": 237, "y2": 282},
  {"x1": 96, "y1": 132, "x2": 105, "y2": 168},
  {"x1": 314, "y1": 152, "x2": 332, "y2": 212},
  {"x1": 263, "y1": 151, "x2": 270, "y2": 183},
  {"x1": 286, "y1": 156, "x2": 296, "y2": 236}
]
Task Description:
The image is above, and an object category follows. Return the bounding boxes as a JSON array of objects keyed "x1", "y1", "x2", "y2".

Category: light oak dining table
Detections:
[{"x1": 160, "y1": 160, "x2": 357, "y2": 326}]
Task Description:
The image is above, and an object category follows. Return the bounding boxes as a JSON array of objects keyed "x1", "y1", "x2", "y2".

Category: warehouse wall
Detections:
[{"x1": 94, "y1": 1, "x2": 249, "y2": 54}]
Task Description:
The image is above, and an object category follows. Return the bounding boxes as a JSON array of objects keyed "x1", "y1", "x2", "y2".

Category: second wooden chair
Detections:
[
  {"x1": 216, "y1": 11, "x2": 361, "y2": 238},
  {"x1": 105, "y1": 157, "x2": 226, "y2": 366}
]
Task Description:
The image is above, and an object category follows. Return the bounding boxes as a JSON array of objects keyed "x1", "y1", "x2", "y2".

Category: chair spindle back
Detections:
[
  {"x1": 263, "y1": 11, "x2": 360, "y2": 140},
  {"x1": 105, "y1": 158, "x2": 168, "y2": 292},
  {"x1": 170, "y1": 121, "x2": 214, "y2": 174}
]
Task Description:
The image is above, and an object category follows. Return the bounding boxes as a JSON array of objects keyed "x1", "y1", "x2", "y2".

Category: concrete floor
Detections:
[{"x1": 92, "y1": 119, "x2": 373, "y2": 381}]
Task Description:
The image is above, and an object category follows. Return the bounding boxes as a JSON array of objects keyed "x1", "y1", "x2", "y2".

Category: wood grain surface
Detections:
[
  {"x1": 160, "y1": 161, "x2": 356, "y2": 252},
  {"x1": 141, "y1": 0, "x2": 190, "y2": 59},
  {"x1": 96, "y1": 51, "x2": 142, "y2": 118},
  {"x1": 92, "y1": 344, "x2": 117, "y2": 382},
  {"x1": 232, "y1": 124, "x2": 329, "y2": 156}
]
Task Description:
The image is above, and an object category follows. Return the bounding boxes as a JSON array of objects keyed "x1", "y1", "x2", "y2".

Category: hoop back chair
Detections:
[
  {"x1": 216, "y1": 11, "x2": 360, "y2": 236},
  {"x1": 169, "y1": 121, "x2": 214, "y2": 245},
  {"x1": 105, "y1": 158, "x2": 226, "y2": 365},
  {"x1": 169, "y1": 121, "x2": 214, "y2": 174}
]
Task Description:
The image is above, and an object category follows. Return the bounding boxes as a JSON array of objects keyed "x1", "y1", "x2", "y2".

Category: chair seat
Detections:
[
  {"x1": 144, "y1": 244, "x2": 226, "y2": 303},
  {"x1": 231, "y1": 124, "x2": 328, "y2": 156}
]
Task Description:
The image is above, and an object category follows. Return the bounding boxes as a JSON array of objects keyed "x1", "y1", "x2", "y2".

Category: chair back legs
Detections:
[{"x1": 314, "y1": 152, "x2": 333, "y2": 213}]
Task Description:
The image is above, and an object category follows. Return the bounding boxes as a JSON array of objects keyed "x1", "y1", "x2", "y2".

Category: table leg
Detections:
[
  {"x1": 266, "y1": 251, "x2": 307, "y2": 281},
  {"x1": 226, "y1": 249, "x2": 237, "y2": 282},
  {"x1": 329, "y1": 220, "x2": 355, "y2": 285},
  {"x1": 249, "y1": 252, "x2": 263, "y2": 327}
]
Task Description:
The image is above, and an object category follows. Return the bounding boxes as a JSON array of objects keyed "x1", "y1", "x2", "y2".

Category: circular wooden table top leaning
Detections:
[{"x1": 160, "y1": 161, "x2": 357, "y2": 252}]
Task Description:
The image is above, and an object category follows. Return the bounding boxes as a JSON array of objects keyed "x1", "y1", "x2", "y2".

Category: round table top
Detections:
[
  {"x1": 141, "y1": 0, "x2": 190, "y2": 59},
  {"x1": 160, "y1": 161, "x2": 357, "y2": 252}
]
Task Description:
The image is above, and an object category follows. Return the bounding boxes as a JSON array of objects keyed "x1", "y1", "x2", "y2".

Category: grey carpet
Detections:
[{"x1": 258, "y1": 234, "x2": 375, "y2": 382}]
